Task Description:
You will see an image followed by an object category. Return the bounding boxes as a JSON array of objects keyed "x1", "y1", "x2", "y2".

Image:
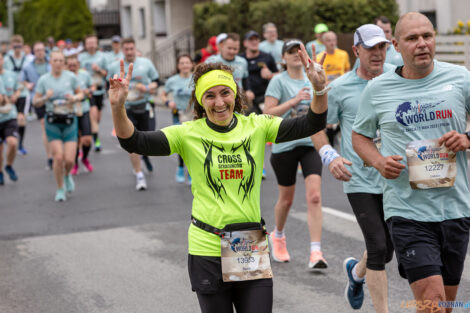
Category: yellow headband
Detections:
[{"x1": 195, "y1": 70, "x2": 237, "y2": 106}]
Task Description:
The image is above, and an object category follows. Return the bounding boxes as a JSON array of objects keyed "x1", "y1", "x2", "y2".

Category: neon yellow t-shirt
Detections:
[
  {"x1": 162, "y1": 113, "x2": 282, "y2": 256},
  {"x1": 317, "y1": 48, "x2": 351, "y2": 83}
]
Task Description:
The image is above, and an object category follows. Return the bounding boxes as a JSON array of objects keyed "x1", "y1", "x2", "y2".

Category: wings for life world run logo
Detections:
[
  {"x1": 395, "y1": 99, "x2": 452, "y2": 131},
  {"x1": 416, "y1": 145, "x2": 448, "y2": 161},
  {"x1": 230, "y1": 237, "x2": 259, "y2": 254}
]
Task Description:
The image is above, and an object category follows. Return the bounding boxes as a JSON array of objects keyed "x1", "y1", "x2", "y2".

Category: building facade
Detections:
[{"x1": 396, "y1": 0, "x2": 470, "y2": 33}]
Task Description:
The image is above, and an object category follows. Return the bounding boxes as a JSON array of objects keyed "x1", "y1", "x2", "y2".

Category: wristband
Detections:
[
  {"x1": 314, "y1": 86, "x2": 331, "y2": 96},
  {"x1": 165, "y1": 100, "x2": 170, "y2": 107},
  {"x1": 319, "y1": 144, "x2": 340, "y2": 167}
]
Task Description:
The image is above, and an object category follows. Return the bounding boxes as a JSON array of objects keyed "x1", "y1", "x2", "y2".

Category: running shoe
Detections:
[
  {"x1": 308, "y1": 250, "x2": 328, "y2": 269},
  {"x1": 136, "y1": 175, "x2": 147, "y2": 191},
  {"x1": 176, "y1": 166, "x2": 185, "y2": 183},
  {"x1": 81, "y1": 158, "x2": 94, "y2": 172},
  {"x1": 142, "y1": 155, "x2": 153, "y2": 172},
  {"x1": 269, "y1": 232, "x2": 290, "y2": 262},
  {"x1": 0, "y1": 172, "x2": 4, "y2": 185},
  {"x1": 55, "y1": 188, "x2": 66, "y2": 202},
  {"x1": 64, "y1": 174, "x2": 75, "y2": 193},
  {"x1": 18, "y1": 146, "x2": 27, "y2": 155},
  {"x1": 343, "y1": 257, "x2": 364, "y2": 310},
  {"x1": 94, "y1": 138, "x2": 101, "y2": 152},
  {"x1": 4, "y1": 165, "x2": 18, "y2": 181},
  {"x1": 262, "y1": 168, "x2": 267, "y2": 180},
  {"x1": 71, "y1": 163, "x2": 79, "y2": 175}
]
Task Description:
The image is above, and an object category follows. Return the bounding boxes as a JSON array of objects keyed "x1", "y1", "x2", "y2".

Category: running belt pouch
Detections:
[
  {"x1": 129, "y1": 102, "x2": 147, "y2": 114},
  {"x1": 47, "y1": 112, "x2": 74, "y2": 125},
  {"x1": 223, "y1": 222, "x2": 263, "y2": 232}
]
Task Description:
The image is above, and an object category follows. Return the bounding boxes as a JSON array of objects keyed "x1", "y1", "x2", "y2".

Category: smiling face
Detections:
[
  {"x1": 394, "y1": 14, "x2": 435, "y2": 73},
  {"x1": 201, "y1": 85, "x2": 235, "y2": 126}
]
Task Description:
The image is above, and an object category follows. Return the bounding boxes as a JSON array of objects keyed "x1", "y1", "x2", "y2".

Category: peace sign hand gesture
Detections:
[
  {"x1": 109, "y1": 60, "x2": 133, "y2": 109},
  {"x1": 298, "y1": 43, "x2": 327, "y2": 91}
]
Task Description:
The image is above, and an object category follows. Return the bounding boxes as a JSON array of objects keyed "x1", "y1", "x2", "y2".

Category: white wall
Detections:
[{"x1": 395, "y1": 0, "x2": 470, "y2": 33}]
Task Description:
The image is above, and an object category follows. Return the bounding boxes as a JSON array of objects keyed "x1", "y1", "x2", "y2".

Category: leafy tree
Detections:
[
  {"x1": 193, "y1": 0, "x2": 399, "y2": 48},
  {"x1": 15, "y1": 0, "x2": 93, "y2": 43}
]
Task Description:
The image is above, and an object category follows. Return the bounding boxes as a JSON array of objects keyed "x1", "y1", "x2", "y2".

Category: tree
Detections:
[
  {"x1": 193, "y1": 0, "x2": 399, "y2": 49},
  {"x1": 15, "y1": 0, "x2": 93, "y2": 43}
]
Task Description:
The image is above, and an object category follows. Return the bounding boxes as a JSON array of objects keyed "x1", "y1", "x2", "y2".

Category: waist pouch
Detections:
[
  {"x1": 128, "y1": 102, "x2": 147, "y2": 114},
  {"x1": 46, "y1": 112, "x2": 75, "y2": 125}
]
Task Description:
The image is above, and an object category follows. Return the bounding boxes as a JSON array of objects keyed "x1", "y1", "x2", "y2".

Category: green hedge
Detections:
[
  {"x1": 15, "y1": 0, "x2": 93, "y2": 44},
  {"x1": 193, "y1": 0, "x2": 398, "y2": 48}
]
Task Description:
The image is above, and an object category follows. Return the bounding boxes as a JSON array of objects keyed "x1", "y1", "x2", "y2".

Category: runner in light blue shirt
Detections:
[
  {"x1": 205, "y1": 33, "x2": 249, "y2": 90},
  {"x1": 5, "y1": 35, "x2": 29, "y2": 154},
  {"x1": 352, "y1": 12, "x2": 470, "y2": 309},
  {"x1": 78, "y1": 35, "x2": 108, "y2": 152},
  {"x1": 0, "y1": 66, "x2": 15, "y2": 123},
  {"x1": 264, "y1": 39, "x2": 328, "y2": 270},
  {"x1": 106, "y1": 35, "x2": 124, "y2": 66},
  {"x1": 311, "y1": 24, "x2": 395, "y2": 312},
  {"x1": 66, "y1": 55, "x2": 95, "y2": 175},
  {"x1": 34, "y1": 50, "x2": 83, "y2": 202},
  {"x1": 259, "y1": 23, "x2": 284, "y2": 69},
  {"x1": 162, "y1": 54, "x2": 193, "y2": 184},
  {"x1": 0, "y1": 72, "x2": 19, "y2": 185},
  {"x1": 354, "y1": 59, "x2": 470, "y2": 222},
  {"x1": 106, "y1": 38, "x2": 159, "y2": 191}
]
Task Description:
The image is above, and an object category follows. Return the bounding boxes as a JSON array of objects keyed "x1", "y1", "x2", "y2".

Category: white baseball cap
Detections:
[
  {"x1": 354, "y1": 24, "x2": 390, "y2": 48},
  {"x1": 216, "y1": 33, "x2": 228, "y2": 45}
]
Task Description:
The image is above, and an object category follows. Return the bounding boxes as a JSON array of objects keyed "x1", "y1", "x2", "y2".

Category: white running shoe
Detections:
[{"x1": 136, "y1": 175, "x2": 147, "y2": 191}]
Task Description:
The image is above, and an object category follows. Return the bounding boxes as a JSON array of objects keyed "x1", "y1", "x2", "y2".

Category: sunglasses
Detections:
[{"x1": 13, "y1": 45, "x2": 23, "y2": 49}]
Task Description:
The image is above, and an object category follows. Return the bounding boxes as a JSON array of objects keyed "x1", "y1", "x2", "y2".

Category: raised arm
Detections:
[
  {"x1": 298, "y1": 43, "x2": 328, "y2": 114},
  {"x1": 110, "y1": 60, "x2": 172, "y2": 156},
  {"x1": 109, "y1": 60, "x2": 135, "y2": 139}
]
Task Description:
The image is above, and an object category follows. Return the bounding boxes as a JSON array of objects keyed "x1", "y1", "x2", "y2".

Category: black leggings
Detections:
[
  {"x1": 196, "y1": 282, "x2": 273, "y2": 313},
  {"x1": 189, "y1": 255, "x2": 272, "y2": 313},
  {"x1": 347, "y1": 193, "x2": 394, "y2": 271}
]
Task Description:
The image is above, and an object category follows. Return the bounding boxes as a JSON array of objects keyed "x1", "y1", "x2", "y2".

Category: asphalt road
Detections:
[{"x1": 0, "y1": 104, "x2": 469, "y2": 313}]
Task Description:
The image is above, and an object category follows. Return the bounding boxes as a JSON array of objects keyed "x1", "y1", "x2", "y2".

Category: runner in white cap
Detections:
[{"x1": 312, "y1": 24, "x2": 395, "y2": 311}]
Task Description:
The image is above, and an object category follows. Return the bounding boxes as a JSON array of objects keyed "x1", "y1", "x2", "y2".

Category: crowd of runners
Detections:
[{"x1": 1, "y1": 10, "x2": 470, "y2": 313}]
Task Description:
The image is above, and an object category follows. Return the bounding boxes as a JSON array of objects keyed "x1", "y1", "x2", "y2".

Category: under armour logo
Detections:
[{"x1": 406, "y1": 250, "x2": 416, "y2": 257}]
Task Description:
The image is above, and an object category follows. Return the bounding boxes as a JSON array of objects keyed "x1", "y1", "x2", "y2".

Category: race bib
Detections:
[
  {"x1": 406, "y1": 139, "x2": 456, "y2": 190},
  {"x1": 220, "y1": 230, "x2": 272, "y2": 282},
  {"x1": 0, "y1": 103, "x2": 13, "y2": 114},
  {"x1": 52, "y1": 99, "x2": 74, "y2": 115},
  {"x1": 92, "y1": 73, "x2": 103, "y2": 87},
  {"x1": 127, "y1": 88, "x2": 143, "y2": 102},
  {"x1": 75, "y1": 102, "x2": 83, "y2": 117}
]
